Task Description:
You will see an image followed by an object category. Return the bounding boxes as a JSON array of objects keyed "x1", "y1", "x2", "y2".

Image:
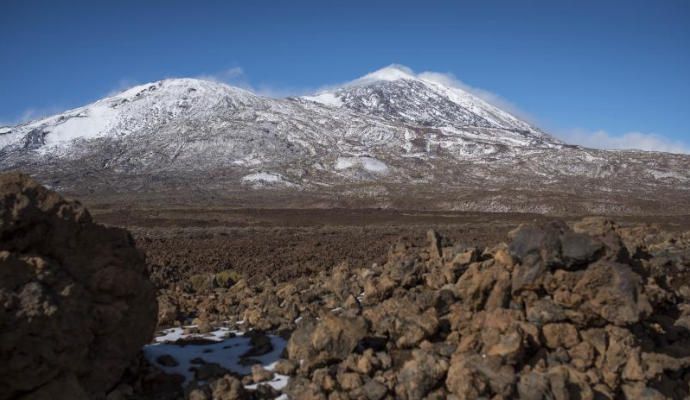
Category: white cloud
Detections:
[
  {"x1": 310, "y1": 64, "x2": 539, "y2": 124},
  {"x1": 17, "y1": 108, "x2": 42, "y2": 122},
  {"x1": 1, "y1": 76, "x2": 141, "y2": 125},
  {"x1": 254, "y1": 84, "x2": 315, "y2": 98},
  {"x1": 106, "y1": 78, "x2": 141, "y2": 96},
  {"x1": 1, "y1": 106, "x2": 67, "y2": 126},
  {"x1": 196, "y1": 67, "x2": 314, "y2": 98},
  {"x1": 3, "y1": 65, "x2": 686, "y2": 156},
  {"x1": 558, "y1": 129, "x2": 689, "y2": 154},
  {"x1": 416, "y1": 70, "x2": 536, "y2": 122},
  {"x1": 193, "y1": 63, "x2": 539, "y2": 115},
  {"x1": 350, "y1": 65, "x2": 688, "y2": 155},
  {"x1": 197, "y1": 67, "x2": 246, "y2": 85},
  {"x1": 3, "y1": 78, "x2": 147, "y2": 126}
]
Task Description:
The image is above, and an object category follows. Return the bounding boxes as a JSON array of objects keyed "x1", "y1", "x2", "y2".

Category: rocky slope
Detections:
[
  {"x1": 1, "y1": 66, "x2": 689, "y2": 214},
  {"x1": 132, "y1": 217, "x2": 690, "y2": 399}
]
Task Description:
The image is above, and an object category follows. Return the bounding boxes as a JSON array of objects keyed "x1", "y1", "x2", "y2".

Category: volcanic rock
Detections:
[
  {"x1": 287, "y1": 314, "x2": 368, "y2": 371},
  {"x1": 251, "y1": 365, "x2": 274, "y2": 383},
  {"x1": 210, "y1": 375, "x2": 247, "y2": 400},
  {"x1": 0, "y1": 173, "x2": 157, "y2": 399},
  {"x1": 149, "y1": 215, "x2": 690, "y2": 399},
  {"x1": 394, "y1": 349, "x2": 449, "y2": 399}
]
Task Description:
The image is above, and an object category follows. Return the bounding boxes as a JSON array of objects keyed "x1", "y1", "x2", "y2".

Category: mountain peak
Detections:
[
  {"x1": 352, "y1": 64, "x2": 418, "y2": 85},
  {"x1": 0, "y1": 76, "x2": 262, "y2": 152},
  {"x1": 300, "y1": 65, "x2": 548, "y2": 138},
  {"x1": 108, "y1": 77, "x2": 254, "y2": 102},
  {"x1": 1, "y1": 67, "x2": 688, "y2": 215}
]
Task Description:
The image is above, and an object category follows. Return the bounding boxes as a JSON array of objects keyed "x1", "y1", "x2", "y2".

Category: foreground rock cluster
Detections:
[
  {"x1": 0, "y1": 174, "x2": 158, "y2": 399},
  {"x1": 155, "y1": 217, "x2": 690, "y2": 399}
]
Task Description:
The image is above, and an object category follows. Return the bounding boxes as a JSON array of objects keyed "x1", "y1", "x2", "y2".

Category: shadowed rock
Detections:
[{"x1": 0, "y1": 173, "x2": 157, "y2": 400}]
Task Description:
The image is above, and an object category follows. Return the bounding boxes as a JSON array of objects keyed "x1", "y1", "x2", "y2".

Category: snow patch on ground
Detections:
[
  {"x1": 41, "y1": 105, "x2": 117, "y2": 150},
  {"x1": 335, "y1": 157, "x2": 357, "y2": 170},
  {"x1": 302, "y1": 92, "x2": 343, "y2": 107},
  {"x1": 650, "y1": 170, "x2": 684, "y2": 180},
  {"x1": 241, "y1": 172, "x2": 294, "y2": 186},
  {"x1": 335, "y1": 156, "x2": 389, "y2": 174},
  {"x1": 360, "y1": 157, "x2": 389, "y2": 173},
  {"x1": 144, "y1": 327, "x2": 289, "y2": 393},
  {"x1": 152, "y1": 326, "x2": 233, "y2": 343},
  {"x1": 232, "y1": 157, "x2": 263, "y2": 167},
  {"x1": 245, "y1": 362, "x2": 290, "y2": 391}
]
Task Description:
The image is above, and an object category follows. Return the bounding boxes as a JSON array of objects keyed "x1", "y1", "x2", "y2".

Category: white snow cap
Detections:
[
  {"x1": 299, "y1": 64, "x2": 544, "y2": 137},
  {"x1": 353, "y1": 64, "x2": 417, "y2": 84}
]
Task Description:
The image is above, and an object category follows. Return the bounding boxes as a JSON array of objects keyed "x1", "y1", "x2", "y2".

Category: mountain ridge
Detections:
[
  {"x1": 302, "y1": 65, "x2": 551, "y2": 140},
  {"x1": 1, "y1": 67, "x2": 688, "y2": 214}
]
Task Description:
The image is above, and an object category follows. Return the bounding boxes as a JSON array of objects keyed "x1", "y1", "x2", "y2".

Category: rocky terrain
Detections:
[
  {"x1": 88, "y1": 206, "x2": 690, "y2": 288},
  {"x1": 134, "y1": 216, "x2": 690, "y2": 399},
  {"x1": 2, "y1": 173, "x2": 690, "y2": 399},
  {"x1": 1, "y1": 66, "x2": 689, "y2": 214},
  {"x1": 0, "y1": 173, "x2": 157, "y2": 399}
]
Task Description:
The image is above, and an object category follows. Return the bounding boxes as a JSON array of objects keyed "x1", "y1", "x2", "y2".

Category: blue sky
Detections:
[{"x1": 1, "y1": 0, "x2": 688, "y2": 153}]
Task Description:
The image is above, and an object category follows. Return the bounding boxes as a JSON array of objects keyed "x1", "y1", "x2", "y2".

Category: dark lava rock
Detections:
[
  {"x1": 156, "y1": 354, "x2": 179, "y2": 367},
  {"x1": 0, "y1": 173, "x2": 157, "y2": 400}
]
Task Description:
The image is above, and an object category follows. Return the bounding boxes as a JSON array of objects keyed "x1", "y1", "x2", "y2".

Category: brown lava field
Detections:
[{"x1": 87, "y1": 205, "x2": 690, "y2": 286}]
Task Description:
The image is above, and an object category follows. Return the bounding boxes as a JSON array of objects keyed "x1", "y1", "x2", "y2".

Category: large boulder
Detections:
[
  {"x1": 287, "y1": 314, "x2": 368, "y2": 371},
  {"x1": 573, "y1": 261, "x2": 652, "y2": 325},
  {"x1": 0, "y1": 173, "x2": 157, "y2": 399}
]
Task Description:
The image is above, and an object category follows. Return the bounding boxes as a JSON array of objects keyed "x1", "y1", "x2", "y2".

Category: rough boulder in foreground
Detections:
[
  {"x1": 0, "y1": 173, "x2": 157, "y2": 399},
  {"x1": 171, "y1": 218, "x2": 690, "y2": 399}
]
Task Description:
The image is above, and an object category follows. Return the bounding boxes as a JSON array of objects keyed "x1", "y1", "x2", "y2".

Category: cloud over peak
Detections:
[
  {"x1": 558, "y1": 129, "x2": 689, "y2": 154},
  {"x1": 356, "y1": 65, "x2": 689, "y2": 155},
  {"x1": 3, "y1": 63, "x2": 687, "y2": 156}
]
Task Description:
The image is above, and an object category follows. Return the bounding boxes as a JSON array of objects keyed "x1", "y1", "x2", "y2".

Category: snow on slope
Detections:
[
  {"x1": 301, "y1": 65, "x2": 553, "y2": 143},
  {"x1": 0, "y1": 67, "x2": 556, "y2": 163},
  {"x1": 0, "y1": 78, "x2": 259, "y2": 153},
  {"x1": 335, "y1": 156, "x2": 389, "y2": 174},
  {"x1": 0, "y1": 66, "x2": 688, "y2": 214},
  {"x1": 352, "y1": 64, "x2": 418, "y2": 83},
  {"x1": 300, "y1": 92, "x2": 342, "y2": 107},
  {"x1": 242, "y1": 172, "x2": 296, "y2": 187}
]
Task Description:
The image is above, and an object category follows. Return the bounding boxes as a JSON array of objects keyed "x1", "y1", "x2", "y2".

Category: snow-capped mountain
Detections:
[
  {"x1": 1, "y1": 79, "x2": 260, "y2": 152},
  {"x1": 1, "y1": 66, "x2": 688, "y2": 214},
  {"x1": 303, "y1": 66, "x2": 550, "y2": 140}
]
